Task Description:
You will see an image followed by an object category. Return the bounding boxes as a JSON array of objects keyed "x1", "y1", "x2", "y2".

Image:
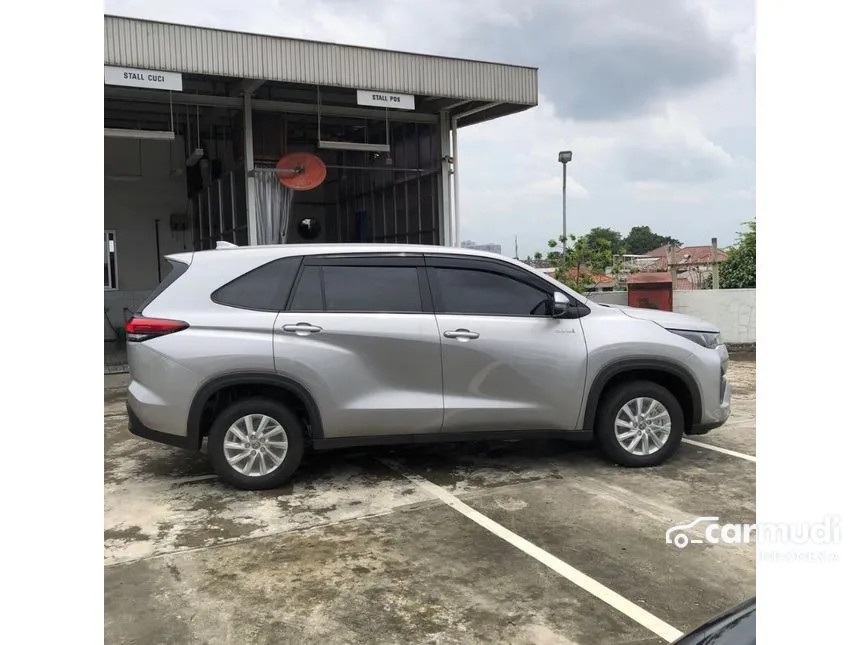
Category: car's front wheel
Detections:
[
  {"x1": 595, "y1": 380, "x2": 684, "y2": 467},
  {"x1": 207, "y1": 398, "x2": 305, "y2": 490}
]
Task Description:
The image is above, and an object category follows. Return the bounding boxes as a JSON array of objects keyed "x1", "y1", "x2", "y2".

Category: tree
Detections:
[
  {"x1": 719, "y1": 220, "x2": 756, "y2": 289},
  {"x1": 538, "y1": 234, "x2": 613, "y2": 292},
  {"x1": 582, "y1": 227, "x2": 625, "y2": 256},
  {"x1": 623, "y1": 226, "x2": 682, "y2": 255}
]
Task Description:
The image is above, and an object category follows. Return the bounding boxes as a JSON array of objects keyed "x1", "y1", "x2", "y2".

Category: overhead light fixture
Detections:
[
  {"x1": 318, "y1": 140, "x2": 391, "y2": 153},
  {"x1": 186, "y1": 147, "x2": 205, "y2": 166},
  {"x1": 104, "y1": 128, "x2": 176, "y2": 141}
]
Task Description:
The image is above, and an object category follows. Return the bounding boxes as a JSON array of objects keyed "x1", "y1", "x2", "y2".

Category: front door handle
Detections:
[
  {"x1": 443, "y1": 328, "x2": 480, "y2": 341},
  {"x1": 282, "y1": 323, "x2": 323, "y2": 336}
]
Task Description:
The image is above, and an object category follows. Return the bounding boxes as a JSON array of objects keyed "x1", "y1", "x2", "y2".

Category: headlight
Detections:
[{"x1": 667, "y1": 328, "x2": 722, "y2": 349}]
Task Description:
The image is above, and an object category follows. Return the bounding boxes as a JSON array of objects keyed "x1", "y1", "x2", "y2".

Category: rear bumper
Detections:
[{"x1": 128, "y1": 402, "x2": 197, "y2": 450}]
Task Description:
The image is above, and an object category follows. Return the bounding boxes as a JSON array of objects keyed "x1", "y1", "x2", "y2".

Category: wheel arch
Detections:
[
  {"x1": 582, "y1": 358, "x2": 702, "y2": 431},
  {"x1": 187, "y1": 371, "x2": 324, "y2": 448}
]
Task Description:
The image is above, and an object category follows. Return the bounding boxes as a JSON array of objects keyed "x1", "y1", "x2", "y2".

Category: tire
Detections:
[
  {"x1": 595, "y1": 380, "x2": 684, "y2": 467},
  {"x1": 207, "y1": 398, "x2": 305, "y2": 490}
]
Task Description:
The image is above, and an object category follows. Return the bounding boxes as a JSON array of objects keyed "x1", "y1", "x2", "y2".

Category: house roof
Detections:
[
  {"x1": 642, "y1": 244, "x2": 727, "y2": 271},
  {"x1": 645, "y1": 245, "x2": 674, "y2": 258},
  {"x1": 675, "y1": 277, "x2": 694, "y2": 290},
  {"x1": 561, "y1": 269, "x2": 616, "y2": 284}
]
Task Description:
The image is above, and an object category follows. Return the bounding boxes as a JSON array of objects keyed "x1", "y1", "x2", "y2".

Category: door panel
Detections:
[
  {"x1": 274, "y1": 312, "x2": 444, "y2": 438},
  {"x1": 427, "y1": 261, "x2": 588, "y2": 433},
  {"x1": 273, "y1": 258, "x2": 443, "y2": 439},
  {"x1": 436, "y1": 314, "x2": 587, "y2": 432}
]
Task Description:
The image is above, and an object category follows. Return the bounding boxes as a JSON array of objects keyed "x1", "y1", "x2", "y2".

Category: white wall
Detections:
[
  {"x1": 585, "y1": 291, "x2": 627, "y2": 306},
  {"x1": 674, "y1": 289, "x2": 756, "y2": 344},
  {"x1": 585, "y1": 289, "x2": 756, "y2": 343},
  {"x1": 105, "y1": 137, "x2": 190, "y2": 338}
]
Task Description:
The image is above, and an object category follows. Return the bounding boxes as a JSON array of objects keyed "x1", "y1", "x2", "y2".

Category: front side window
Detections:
[
  {"x1": 290, "y1": 265, "x2": 423, "y2": 313},
  {"x1": 290, "y1": 266, "x2": 324, "y2": 311},
  {"x1": 430, "y1": 267, "x2": 549, "y2": 317}
]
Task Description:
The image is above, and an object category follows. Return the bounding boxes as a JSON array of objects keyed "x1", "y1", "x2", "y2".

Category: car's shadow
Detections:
[{"x1": 184, "y1": 436, "x2": 603, "y2": 491}]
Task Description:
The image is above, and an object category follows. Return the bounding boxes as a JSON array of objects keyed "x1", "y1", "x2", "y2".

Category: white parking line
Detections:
[
  {"x1": 682, "y1": 438, "x2": 756, "y2": 463},
  {"x1": 382, "y1": 460, "x2": 684, "y2": 643}
]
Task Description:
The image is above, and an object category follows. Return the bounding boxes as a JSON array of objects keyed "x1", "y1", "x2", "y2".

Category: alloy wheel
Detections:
[
  {"x1": 613, "y1": 397, "x2": 672, "y2": 456},
  {"x1": 222, "y1": 414, "x2": 289, "y2": 477}
]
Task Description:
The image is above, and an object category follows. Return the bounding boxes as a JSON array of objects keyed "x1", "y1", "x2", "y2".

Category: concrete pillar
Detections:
[
  {"x1": 438, "y1": 111, "x2": 452, "y2": 246},
  {"x1": 243, "y1": 92, "x2": 258, "y2": 246},
  {"x1": 711, "y1": 237, "x2": 720, "y2": 289},
  {"x1": 668, "y1": 246, "x2": 677, "y2": 290}
]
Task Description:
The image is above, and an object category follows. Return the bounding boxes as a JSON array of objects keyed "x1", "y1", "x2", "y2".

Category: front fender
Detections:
[{"x1": 580, "y1": 356, "x2": 703, "y2": 430}]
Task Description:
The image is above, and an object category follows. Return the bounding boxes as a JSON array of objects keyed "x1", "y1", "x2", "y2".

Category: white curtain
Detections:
[{"x1": 254, "y1": 172, "x2": 294, "y2": 244}]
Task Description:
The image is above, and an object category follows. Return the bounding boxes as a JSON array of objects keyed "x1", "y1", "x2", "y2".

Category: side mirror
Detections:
[{"x1": 552, "y1": 291, "x2": 571, "y2": 317}]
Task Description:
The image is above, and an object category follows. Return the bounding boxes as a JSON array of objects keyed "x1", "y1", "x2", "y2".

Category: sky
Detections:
[{"x1": 105, "y1": 0, "x2": 756, "y2": 258}]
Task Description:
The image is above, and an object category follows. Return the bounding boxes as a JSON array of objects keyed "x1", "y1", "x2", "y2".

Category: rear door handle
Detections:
[
  {"x1": 282, "y1": 323, "x2": 323, "y2": 336},
  {"x1": 443, "y1": 328, "x2": 480, "y2": 341}
]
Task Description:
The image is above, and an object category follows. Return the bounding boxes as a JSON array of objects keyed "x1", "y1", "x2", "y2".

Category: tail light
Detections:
[{"x1": 125, "y1": 316, "x2": 188, "y2": 342}]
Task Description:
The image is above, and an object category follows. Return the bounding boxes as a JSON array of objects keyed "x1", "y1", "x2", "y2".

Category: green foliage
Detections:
[
  {"x1": 539, "y1": 234, "x2": 614, "y2": 293},
  {"x1": 719, "y1": 220, "x2": 756, "y2": 289},
  {"x1": 623, "y1": 226, "x2": 682, "y2": 255},
  {"x1": 582, "y1": 227, "x2": 626, "y2": 256}
]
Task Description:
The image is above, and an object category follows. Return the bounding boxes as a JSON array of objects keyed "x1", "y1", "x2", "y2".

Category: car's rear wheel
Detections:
[
  {"x1": 595, "y1": 380, "x2": 684, "y2": 467},
  {"x1": 208, "y1": 398, "x2": 305, "y2": 490}
]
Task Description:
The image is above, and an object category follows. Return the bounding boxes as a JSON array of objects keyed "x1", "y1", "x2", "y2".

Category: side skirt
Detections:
[{"x1": 311, "y1": 428, "x2": 594, "y2": 451}]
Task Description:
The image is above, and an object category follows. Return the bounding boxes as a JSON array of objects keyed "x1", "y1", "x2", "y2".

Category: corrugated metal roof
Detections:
[{"x1": 104, "y1": 15, "x2": 538, "y2": 106}]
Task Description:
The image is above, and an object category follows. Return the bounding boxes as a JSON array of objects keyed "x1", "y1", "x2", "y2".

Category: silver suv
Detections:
[{"x1": 125, "y1": 244, "x2": 731, "y2": 490}]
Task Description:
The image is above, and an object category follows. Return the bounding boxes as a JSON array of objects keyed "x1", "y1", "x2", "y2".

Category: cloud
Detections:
[
  {"x1": 455, "y1": 0, "x2": 739, "y2": 122},
  {"x1": 619, "y1": 110, "x2": 735, "y2": 183},
  {"x1": 519, "y1": 177, "x2": 590, "y2": 200},
  {"x1": 626, "y1": 181, "x2": 712, "y2": 204}
]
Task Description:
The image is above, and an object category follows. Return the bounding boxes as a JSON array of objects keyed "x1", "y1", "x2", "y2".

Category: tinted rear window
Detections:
[
  {"x1": 212, "y1": 256, "x2": 301, "y2": 311},
  {"x1": 289, "y1": 265, "x2": 422, "y2": 313},
  {"x1": 138, "y1": 259, "x2": 189, "y2": 312},
  {"x1": 323, "y1": 266, "x2": 422, "y2": 313}
]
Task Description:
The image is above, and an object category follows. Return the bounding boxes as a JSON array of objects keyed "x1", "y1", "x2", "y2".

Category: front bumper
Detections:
[{"x1": 688, "y1": 346, "x2": 732, "y2": 435}]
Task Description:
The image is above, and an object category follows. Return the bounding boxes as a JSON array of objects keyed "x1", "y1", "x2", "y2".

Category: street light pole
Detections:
[
  {"x1": 558, "y1": 150, "x2": 572, "y2": 252},
  {"x1": 562, "y1": 161, "x2": 568, "y2": 248}
]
